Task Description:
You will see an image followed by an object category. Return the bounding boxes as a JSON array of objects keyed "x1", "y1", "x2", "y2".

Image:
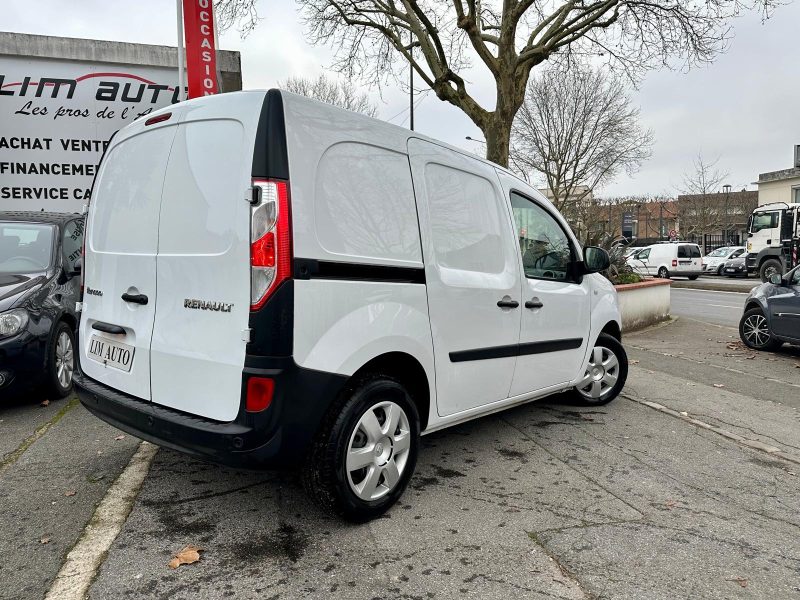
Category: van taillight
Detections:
[
  {"x1": 246, "y1": 377, "x2": 275, "y2": 412},
  {"x1": 672, "y1": 259, "x2": 678, "y2": 267},
  {"x1": 250, "y1": 179, "x2": 291, "y2": 310}
]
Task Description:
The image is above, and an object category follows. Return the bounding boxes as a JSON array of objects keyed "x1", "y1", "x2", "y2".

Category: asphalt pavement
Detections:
[
  {"x1": 3, "y1": 286, "x2": 800, "y2": 599},
  {"x1": 671, "y1": 288, "x2": 747, "y2": 328}
]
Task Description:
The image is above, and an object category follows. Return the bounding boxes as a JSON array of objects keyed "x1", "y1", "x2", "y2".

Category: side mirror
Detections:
[
  {"x1": 68, "y1": 257, "x2": 82, "y2": 278},
  {"x1": 769, "y1": 273, "x2": 783, "y2": 286},
  {"x1": 582, "y1": 246, "x2": 610, "y2": 274}
]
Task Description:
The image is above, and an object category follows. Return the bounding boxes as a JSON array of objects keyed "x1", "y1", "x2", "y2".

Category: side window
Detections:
[
  {"x1": 62, "y1": 219, "x2": 84, "y2": 272},
  {"x1": 689, "y1": 245, "x2": 701, "y2": 258},
  {"x1": 637, "y1": 249, "x2": 650, "y2": 260},
  {"x1": 425, "y1": 164, "x2": 506, "y2": 273},
  {"x1": 792, "y1": 268, "x2": 800, "y2": 286},
  {"x1": 732, "y1": 249, "x2": 744, "y2": 258},
  {"x1": 677, "y1": 245, "x2": 688, "y2": 259},
  {"x1": 510, "y1": 192, "x2": 572, "y2": 280}
]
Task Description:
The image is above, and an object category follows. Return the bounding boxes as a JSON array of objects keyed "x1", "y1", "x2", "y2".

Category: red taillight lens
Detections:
[
  {"x1": 250, "y1": 179, "x2": 292, "y2": 310},
  {"x1": 246, "y1": 377, "x2": 275, "y2": 412},
  {"x1": 672, "y1": 259, "x2": 678, "y2": 267},
  {"x1": 145, "y1": 112, "x2": 171, "y2": 126},
  {"x1": 251, "y1": 231, "x2": 276, "y2": 267}
]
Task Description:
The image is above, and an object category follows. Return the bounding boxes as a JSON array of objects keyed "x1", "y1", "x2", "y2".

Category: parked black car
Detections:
[
  {"x1": 723, "y1": 256, "x2": 748, "y2": 278},
  {"x1": 0, "y1": 212, "x2": 84, "y2": 398},
  {"x1": 739, "y1": 266, "x2": 800, "y2": 351}
]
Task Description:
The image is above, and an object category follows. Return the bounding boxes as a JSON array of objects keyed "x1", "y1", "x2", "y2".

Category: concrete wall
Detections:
[
  {"x1": 0, "y1": 31, "x2": 242, "y2": 91},
  {"x1": 758, "y1": 177, "x2": 800, "y2": 207},
  {"x1": 616, "y1": 280, "x2": 671, "y2": 332}
]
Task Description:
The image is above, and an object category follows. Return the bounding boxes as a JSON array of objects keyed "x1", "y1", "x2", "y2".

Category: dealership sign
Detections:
[
  {"x1": 0, "y1": 56, "x2": 180, "y2": 212},
  {"x1": 182, "y1": 0, "x2": 219, "y2": 98}
]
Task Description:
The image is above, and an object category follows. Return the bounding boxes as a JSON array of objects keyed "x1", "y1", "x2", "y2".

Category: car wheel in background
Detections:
[
  {"x1": 572, "y1": 333, "x2": 628, "y2": 406},
  {"x1": 47, "y1": 322, "x2": 75, "y2": 398},
  {"x1": 657, "y1": 267, "x2": 669, "y2": 279},
  {"x1": 303, "y1": 374, "x2": 420, "y2": 522},
  {"x1": 759, "y1": 259, "x2": 782, "y2": 283},
  {"x1": 688, "y1": 275, "x2": 699, "y2": 280},
  {"x1": 739, "y1": 308, "x2": 782, "y2": 352},
  {"x1": 717, "y1": 265, "x2": 724, "y2": 275}
]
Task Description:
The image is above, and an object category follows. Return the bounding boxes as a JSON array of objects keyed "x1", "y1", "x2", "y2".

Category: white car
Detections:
[
  {"x1": 703, "y1": 246, "x2": 746, "y2": 275},
  {"x1": 74, "y1": 90, "x2": 627, "y2": 521},
  {"x1": 626, "y1": 242, "x2": 703, "y2": 279}
]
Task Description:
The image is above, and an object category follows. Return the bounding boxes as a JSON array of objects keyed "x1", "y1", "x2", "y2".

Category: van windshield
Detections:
[{"x1": 0, "y1": 222, "x2": 55, "y2": 274}]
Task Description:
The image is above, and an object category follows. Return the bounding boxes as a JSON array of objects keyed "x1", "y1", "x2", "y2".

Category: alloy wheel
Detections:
[
  {"x1": 742, "y1": 313, "x2": 771, "y2": 348},
  {"x1": 576, "y1": 346, "x2": 619, "y2": 400},
  {"x1": 345, "y1": 400, "x2": 411, "y2": 501},
  {"x1": 55, "y1": 331, "x2": 74, "y2": 389}
]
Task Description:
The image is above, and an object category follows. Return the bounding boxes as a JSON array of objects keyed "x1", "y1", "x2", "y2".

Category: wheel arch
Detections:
[
  {"x1": 599, "y1": 320, "x2": 622, "y2": 342},
  {"x1": 348, "y1": 352, "x2": 432, "y2": 432}
]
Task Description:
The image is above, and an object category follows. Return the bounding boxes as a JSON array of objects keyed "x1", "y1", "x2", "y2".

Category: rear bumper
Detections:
[{"x1": 74, "y1": 357, "x2": 348, "y2": 470}]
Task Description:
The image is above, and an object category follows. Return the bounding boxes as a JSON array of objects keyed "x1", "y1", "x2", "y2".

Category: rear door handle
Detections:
[
  {"x1": 121, "y1": 293, "x2": 148, "y2": 305},
  {"x1": 525, "y1": 299, "x2": 544, "y2": 309},
  {"x1": 497, "y1": 298, "x2": 520, "y2": 309},
  {"x1": 92, "y1": 321, "x2": 126, "y2": 335}
]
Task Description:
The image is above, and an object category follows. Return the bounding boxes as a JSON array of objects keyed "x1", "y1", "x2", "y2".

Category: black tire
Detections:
[
  {"x1": 657, "y1": 267, "x2": 669, "y2": 279},
  {"x1": 303, "y1": 374, "x2": 420, "y2": 522},
  {"x1": 739, "y1": 307, "x2": 782, "y2": 352},
  {"x1": 759, "y1": 259, "x2": 782, "y2": 283},
  {"x1": 46, "y1": 321, "x2": 75, "y2": 398},
  {"x1": 571, "y1": 333, "x2": 628, "y2": 406},
  {"x1": 717, "y1": 265, "x2": 724, "y2": 276},
  {"x1": 688, "y1": 275, "x2": 699, "y2": 280}
]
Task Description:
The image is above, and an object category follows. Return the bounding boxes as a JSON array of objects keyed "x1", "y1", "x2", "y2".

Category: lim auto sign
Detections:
[{"x1": 0, "y1": 57, "x2": 180, "y2": 212}]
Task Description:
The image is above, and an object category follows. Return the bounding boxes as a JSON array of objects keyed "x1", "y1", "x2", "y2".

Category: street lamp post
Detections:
[{"x1": 722, "y1": 184, "x2": 732, "y2": 244}]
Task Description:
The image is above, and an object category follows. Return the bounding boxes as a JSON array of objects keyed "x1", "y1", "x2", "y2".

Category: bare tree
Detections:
[
  {"x1": 259, "y1": 0, "x2": 778, "y2": 167},
  {"x1": 280, "y1": 74, "x2": 379, "y2": 117},
  {"x1": 511, "y1": 64, "x2": 653, "y2": 238},
  {"x1": 678, "y1": 153, "x2": 730, "y2": 237},
  {"x1": 215, "y1": 0, "x2": 261, "y2": 36}
]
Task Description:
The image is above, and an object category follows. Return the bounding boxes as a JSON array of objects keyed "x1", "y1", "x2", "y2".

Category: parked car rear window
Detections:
[{"x1": 0, "y1": 222, "x2": 55, "y2": 274}]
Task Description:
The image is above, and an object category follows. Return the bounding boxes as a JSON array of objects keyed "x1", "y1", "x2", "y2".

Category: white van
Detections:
[
  {"x1": 627, "y1": 242, "x2": 703, "y2": 279},
  {"x1": 74, "y1": 90, "x2": 627, "y2": 521}
]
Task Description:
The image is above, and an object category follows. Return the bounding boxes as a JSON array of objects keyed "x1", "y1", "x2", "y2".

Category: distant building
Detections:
[
  {"x1": 677, "y1": 190, "x2": 758, "y2": 243},
  {"x1": 757, "y1": 147, "x2": 800, "y2": 206}
]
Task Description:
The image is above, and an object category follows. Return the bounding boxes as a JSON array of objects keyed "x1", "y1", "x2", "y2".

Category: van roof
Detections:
[
  {"x1": 0, "y1": 211, "x2": 82, "y2": 225},
  {"x1": 140, "y1": 89, "x2": 534, "y2": 191}
]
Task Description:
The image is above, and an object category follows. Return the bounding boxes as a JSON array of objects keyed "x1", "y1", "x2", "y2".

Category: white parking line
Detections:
[{"x1": 45, "y1": 441, "x2": 158, "y2": 600}]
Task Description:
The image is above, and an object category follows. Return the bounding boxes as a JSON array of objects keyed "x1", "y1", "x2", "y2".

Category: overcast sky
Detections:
[{"x1": 4, "y1": 0, "x2": 799, "y2": 197}]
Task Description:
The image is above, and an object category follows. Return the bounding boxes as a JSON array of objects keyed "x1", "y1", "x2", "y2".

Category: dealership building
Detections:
[{"x1": 0, "y1": 31, "x2": 242, "y2": 213}]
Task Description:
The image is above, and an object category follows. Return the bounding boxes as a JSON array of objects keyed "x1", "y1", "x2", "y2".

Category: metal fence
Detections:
[{"x1": 685, "y1": 233, "x2": 742, "y2": 255}]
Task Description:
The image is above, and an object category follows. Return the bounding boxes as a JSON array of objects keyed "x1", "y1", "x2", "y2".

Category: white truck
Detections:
[{"x1": 745, "y1": 202, "x2": 800, "y2": 281}]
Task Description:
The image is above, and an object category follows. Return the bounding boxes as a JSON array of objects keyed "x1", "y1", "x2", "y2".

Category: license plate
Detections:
[
  {"x1": 726, "y1": 268, "x2": 735, "y2": 272},
  {"x1": 87, "y1": 335, "x2": 135, "y2": 372}
]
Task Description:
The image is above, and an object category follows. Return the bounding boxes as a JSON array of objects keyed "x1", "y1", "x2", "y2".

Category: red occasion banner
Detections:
[{"x1": 182, "y1": 0, "x2": 219, "y2": 98}]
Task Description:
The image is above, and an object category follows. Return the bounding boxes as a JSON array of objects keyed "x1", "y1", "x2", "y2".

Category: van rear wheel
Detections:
[
  {"x1": 657, "y1": 267, "x2": 669, "y2": 279},
  {"x1": 303, "y1": 375, "x2": 420, "y2": 522},
  {"x1": 572, "y1": 333, "x2": 628, "y2": 406}
]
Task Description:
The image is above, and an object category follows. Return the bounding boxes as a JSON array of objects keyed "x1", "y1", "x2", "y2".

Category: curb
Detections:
[{"x1": 623, "y1": 395, "x2": 800, "y2": 466}]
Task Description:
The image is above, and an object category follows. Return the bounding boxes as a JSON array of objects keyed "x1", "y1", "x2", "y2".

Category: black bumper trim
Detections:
[{"x1": 74, "y1": 357, "x2": 349, "y2": 470}]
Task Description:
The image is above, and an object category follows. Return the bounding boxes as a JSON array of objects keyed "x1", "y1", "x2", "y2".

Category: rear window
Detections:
[{"x1": 677, "y1": 245, "x2": 688, "y2": 258}]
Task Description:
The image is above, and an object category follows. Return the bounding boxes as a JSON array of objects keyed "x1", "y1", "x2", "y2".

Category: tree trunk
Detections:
[{"x1": 483, "y1": 117, "x2": 512, "y2": 168}]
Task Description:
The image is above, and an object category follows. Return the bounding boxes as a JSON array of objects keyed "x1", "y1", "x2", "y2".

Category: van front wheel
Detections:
[
  {"x1": 572, "y1": 334, "x2": 628, "y2": 406},
  {"x1": 303, "y1": 375, "x2": 420, "y2": 522}
]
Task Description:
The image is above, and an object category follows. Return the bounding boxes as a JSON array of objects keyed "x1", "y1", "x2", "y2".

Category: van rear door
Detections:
[
  {"x1": 79, "y1": 123, "x2": 177, "y2": 400},
  {"x1": 149, "y1": 108, "x2": 257, "y2": 422}
]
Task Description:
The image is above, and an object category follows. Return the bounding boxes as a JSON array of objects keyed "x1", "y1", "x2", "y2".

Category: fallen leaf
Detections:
[
  {"x1": 64, "y1": 491, "x2": 76, "y2": 497},
  {"x1": 728, "y1": 576, "x2": 748, "y2": 588},
  {"x1": 40, "y1": 537, "x2": 50, "y2": 545},
  {"x1": 679, "y1": 411, "x2": 689, "y2": 417},
  {"x1": 630, "y1": 360, "x2": 640, "y2": 365},
  {"x1": 713, "y1": 384, "x2": 725, "y2": 388},
  {"x1": 114, "y1": 435, "x2": 125, "y2": 441},
  {"x1": 40, "y1": 399, "x2": 50, "y2": 407},
  {"x1": 168, "y1": 545, "x2": 203, "y2": 569},
  {"x1": 665, "y1": 500, "x2": 678, "y2": 509}
]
